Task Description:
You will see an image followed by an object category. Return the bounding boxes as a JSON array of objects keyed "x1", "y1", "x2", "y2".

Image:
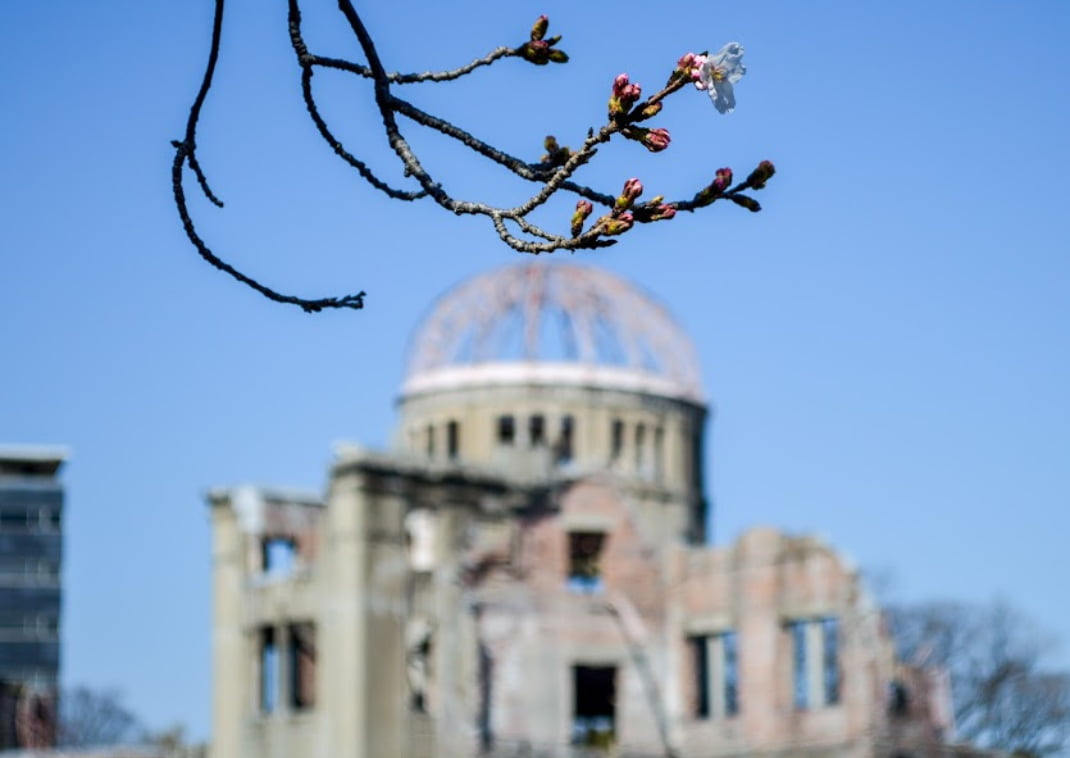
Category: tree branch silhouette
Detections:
[{"x1": 173, "y1": 0, "x2": 775, "y2": 311}]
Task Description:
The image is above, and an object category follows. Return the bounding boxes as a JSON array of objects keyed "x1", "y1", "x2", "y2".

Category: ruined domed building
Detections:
[{"x1": 208, "y1": 263, "x2": 964, "y2": 758}]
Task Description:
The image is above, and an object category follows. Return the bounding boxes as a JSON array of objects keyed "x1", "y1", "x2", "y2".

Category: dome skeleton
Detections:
[{"x1": 404, "y1": 264, "x2": 704, "y2": 402}]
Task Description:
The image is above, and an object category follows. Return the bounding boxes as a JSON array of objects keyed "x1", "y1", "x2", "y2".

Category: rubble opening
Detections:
[
  {"x1": 262, "y1": 538, "x2": 296, "y2": 577},
  {"x1": 288, "y1": 622, "x2": 316, "y2": 711},
  {"x1": 572, "y1": 665, "x2": 616, "y2": 748},
  {"x1": 567, "y1": 532, "x2": 606, "y2": 593}
]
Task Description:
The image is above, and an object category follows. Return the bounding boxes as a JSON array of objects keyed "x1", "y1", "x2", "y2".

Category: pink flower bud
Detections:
[
  {"x1": 667, "y1": 52, "x2": 707, "y2": 87},
  {"x1": 609, "y1": 74, "x2": 642, "y2": 117},
  {"x1": 633, "y1": 199, "x2": 677, "y2": 223},
  {"x1": 571, "y1": 200, "x2": 594, "y2": 237},
  {"x1": 614, "y1": 177, "x2": 644, "y2": 211},
  {"x1": 713, "y1": 167, "x2": 733, "y2": 193},
  {"x1": 640, "y1": 127, "x2": 671, "y2": 153}
]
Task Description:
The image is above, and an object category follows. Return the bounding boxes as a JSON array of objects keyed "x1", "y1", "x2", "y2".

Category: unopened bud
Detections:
[
  {"x1": 667, "y1": 51, "x2": 707, "y2": 87},
  {"x1": 693, "y1": 168, "x2": 733, "y2": 207},
  {"x1": 639, "y1": 127, "x2": 671, "y2": 153},
  {"x1": 714, "y1": 167, "x2": 733, "y2": 192},
  {"x1": 633, "y1": 201, "x2": 676, "y2": 223},
  {"x1": 636, "y1": 101, "x2": 663, "y2": 121},
  {"x1": 729, "y1": 194, "x2": 761, "y2": 212},
  {"x1": 609, "y1": 74, "x2": 642, "y2": 117},
  {"x1": 745, "y1": 160, "x2": 776, "y2": 189},
  {"x1": 518, "y1": 40, "x2": 549, "y2": 65},
  {"x1": 531, "y1": 15, "x2": 549, "y2": 41},
  {"x1": 598, "y1": 212, "x2": 634, "y2": 236},
  {"x1": 615, "y1": 178, "x2": 644, "y2": 210},
  {"x1": 571, "y1": 200, "x2": 594, "y2": 237},
  {"x1": 548, "y1": 49, "x2": 569, "y2": 63}
]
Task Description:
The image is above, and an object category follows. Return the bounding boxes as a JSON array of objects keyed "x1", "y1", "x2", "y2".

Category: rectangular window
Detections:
[
  {"x1": 822, "y1": 617, "x2": 840, "y2": 705},
  {"x1": 426, "y1": 424, "x2": 435, "y2": 458},
  {"x1": 610, "y1": 419, "x2": 624, "y2": 461},
  {"x1": 789, "y1": 617, "x2": 840, "y2": 709},
  {"x1": 529, "y1": 414, "x2": 545, "y2": 446},
  {"x1": 288, "y1": 622, "x2": 316, "y2": 711},
  {"x1": 567, "y1": 532, "x2": 605, "y2": 593},
  {"x1": 556, "y1": 415, "x2": 574, "y2": 464},
  {"x1": 689, "y1": 636, "x2": 709, "y2": 718},
  {"x1": 791, "y1": 620, "x2": 809, "y2": 710},
  {"x1": 0, "y1": 510, "x2": 29, "y2": 530},
  {"x1": 447, "y1": 420, "x2": 460, "y2": 460},
  {"x1": 635, "y1": 424, "x2": 646, "y2": 474},
  {"x1": 260, "y1": 627, "x2": 278, "y2": 714},
  {"x1": 262, "y1": 537, "x2": 297, "y2": 577},
  {"x1": 653, "y1": 427, "x2": 664, "y2": 481},
  {"x1": 690, "y1": 632, "x2": 740, "y2": 719},
  {"x1": 572, "y1": 665, "x2": 616, "y2": 747},
  {"x1": 497, "y1": 415, "x2": 515, "y2": 446}
]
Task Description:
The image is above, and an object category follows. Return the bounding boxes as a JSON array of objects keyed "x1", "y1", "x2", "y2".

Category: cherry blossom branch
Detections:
[
  {"x1": 307, "y1": 47, "x2": 517, "y2": 84},
  {"x1": 173, "y1": 0, "x2": 776, "y2": 310}
]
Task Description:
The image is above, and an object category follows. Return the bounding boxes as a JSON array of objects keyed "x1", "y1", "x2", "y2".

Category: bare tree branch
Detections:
[{"x1": 173, "y1": 1, "x2": 775, "y2": 309}]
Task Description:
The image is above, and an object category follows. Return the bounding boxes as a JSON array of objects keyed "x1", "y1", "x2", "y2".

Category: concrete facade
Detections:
[{"x1": 207, "y1": 264, "x2": 972, "y2": 758}]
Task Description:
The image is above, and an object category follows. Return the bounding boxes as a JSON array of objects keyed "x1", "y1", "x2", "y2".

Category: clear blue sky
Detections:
[{"x1": 2, "y1": 0, "x2": 1068, "y2": 742}]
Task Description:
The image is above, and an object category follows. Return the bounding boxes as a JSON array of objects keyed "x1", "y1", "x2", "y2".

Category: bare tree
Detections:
[
  {"x1": 57, "y1": 686, "x2": 145, "y2": 748},
  {"x1": 886, "y1": 600, "x2": 1070, "y2": 757},
  {"x1": 173, "y1": 1, "x2": 776, "y2": 312}
]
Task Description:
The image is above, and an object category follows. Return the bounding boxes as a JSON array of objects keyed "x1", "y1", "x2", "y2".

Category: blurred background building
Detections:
[
  {"x1": 207, "y1": 263, "x2": 975, "y2": 758},
  {"x1": 0, "y1": 446, "x2": 66, "y2": 751}
]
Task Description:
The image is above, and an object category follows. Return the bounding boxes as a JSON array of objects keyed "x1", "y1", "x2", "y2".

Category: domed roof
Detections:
[{"x1": 401, "y1": 263, "x2": 704, "y2": 403}]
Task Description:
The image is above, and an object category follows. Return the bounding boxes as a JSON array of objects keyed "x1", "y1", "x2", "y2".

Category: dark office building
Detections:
[{"x1": 0, "y1": 446, "x2": 66, "y2": 750}]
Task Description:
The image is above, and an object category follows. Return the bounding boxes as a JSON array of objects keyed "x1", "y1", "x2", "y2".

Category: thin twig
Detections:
[{"x1": 171, "y1": 0, "x2": 365, "y2": 312}]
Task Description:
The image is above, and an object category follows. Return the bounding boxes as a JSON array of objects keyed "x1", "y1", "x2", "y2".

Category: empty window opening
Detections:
[
  {"x1": 497, "y1": 415, "x2": 516, "y2": 446},
  {"x1": 822, "y1": 617, "x2": 840, "y2": 705},
  {"x1": 447, "y1": 420, "x2": 460, "y2": 460},
  {"x1": 690, "y1": 632, "x2": 739, "y2": 719},
  {"x1": 572, "y1": 665, "x2": 616, "y2": 748},
  {"x1": 635, "y1": 423, "x2": 646, "y2": 473},
  {"x1": 529, "y1": 414, "x2": 546, "y2": 447},
  {"x1": 262, "y1": 537, "x2": 297, "y2": 577},
  {"x1": 889, "y1": 681, "x2": 910, "y2": 717},
  {"x1": 689, "y1": 636, "x2": 709, "y2": 718},
  {"x1": 288, "y1": 623, "x2": 317, "y2": 711},
  {"x1": 791, "y1": 620, "x2": 809, "y2": 710},
  {"x1": 556, "y1": 415, "x2": 574, "y2": 464},
  {"x1": 259, "y1": 627, "x2": 278, "y2": 714},
  {"x1": 567, "y1": 532, "x2": 606, "y2": 593},
  {"x1": 407, "y1": 621, "x2": 434, "y2": 713},
  {"x1": 724, "y1": 631, "x2": 739, "y2": 716},
  {"x1": 653, "y1": 426, "x2": 664, "y2": 481},
  {"x1": 405, "y1": 510, "x2": 437, "y2": 572},
  {"x1": 610, "y1": 419, "x2": 624, "y2": 461},
  {"x1": 789, "y1": 617, "x2": 840, "y2": 710}
]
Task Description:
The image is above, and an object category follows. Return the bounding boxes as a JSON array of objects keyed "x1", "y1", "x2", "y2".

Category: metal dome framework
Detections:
[{"x1": 402, "y1": 264, "x2": 704, "y2": 402}]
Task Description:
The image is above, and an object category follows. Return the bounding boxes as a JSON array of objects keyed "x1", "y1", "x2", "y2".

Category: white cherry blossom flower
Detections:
[{"x1": 694, "y1": 42, "x2": 745, "y2": 114}]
